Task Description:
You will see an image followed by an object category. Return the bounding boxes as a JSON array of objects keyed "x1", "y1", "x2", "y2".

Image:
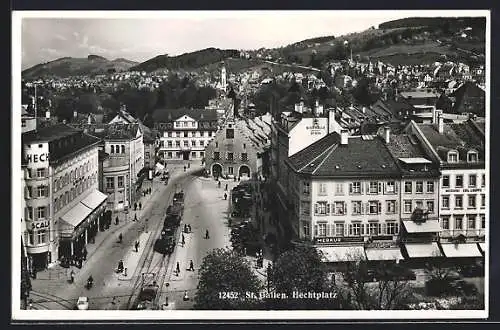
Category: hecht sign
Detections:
[{"x1": 25, "y1": 153, "x2": 50, "y2": 164}]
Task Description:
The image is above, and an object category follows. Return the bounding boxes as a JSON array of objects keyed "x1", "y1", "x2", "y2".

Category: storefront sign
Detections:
[
  {"x1": 25, "y1": 153, "x2": 50, "y2": 164},
  {"x1": 305, "y1": 119, "x2": 326, "y2": 136},
  {"x1": 315, "y1": 236, "x2": 364, "y2": 244},
  {"x1": 32, "y1": 220, "x2": 49, "y2": 229},
  {"x1": 366, "y1": 241, "x2": 398, "y2": 249},
  {"x1": 371, "y1": 235, "x2": 394, "y2": 241},
  {"x1": 445, "y1": 188, "x2": 483, "y2": 193}
]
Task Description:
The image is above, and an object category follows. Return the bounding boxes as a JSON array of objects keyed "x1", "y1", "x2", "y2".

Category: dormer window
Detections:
[
  {"x1": 447, "y1": 151, "x2": 459, "y2": 163},
  {"x1": 467, "y1": 150, "x2": 478, "y2": 163}
]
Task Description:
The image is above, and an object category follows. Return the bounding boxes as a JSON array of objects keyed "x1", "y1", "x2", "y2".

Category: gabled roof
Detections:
[
  {"x1": 287, "y1": 133, "x2": 400, "y2": 178},
  {"x1": 152, "y1": 108, "x2": 218, "y2": 122},
  {"x1": 22, "y1": 123, "x2": 81, "y2": 143},
  {"x1": 84, "y1": 123, "x2": 142, "y2": 141}
]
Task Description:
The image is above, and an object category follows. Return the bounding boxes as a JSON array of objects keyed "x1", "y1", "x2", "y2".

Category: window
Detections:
[
  {"x1": 36, "y1": 230, "x2": 47, "y2": 245},
  {"x1": 315, "y1": 201, "x2": 329, "y2": 215},
  {"x1": 36, "y1": 168, "x2": 46, "y2": 178},
  {"x1": 301, "y1": 201, "x2": 311, "y2": 216},
  {"x1": 191, "y1": 140, "x2": 196, "y2": 147},
  {"x1": 468, "y1": 151, "x2": 478, "y2": 163},
  {"x1": 167, "y1": 132, "x2": 172, "y2": 137},
  {"x1": 368, "y1": 201, "x2": 380, "y2": 214},
  {"x1": 385, "y1": 181, "x2": 395, "y2": 194},
  {"x1": 200, "y1": 152, "x2": 204, "y2": 158},
  {"x1": 175, "y1": 122, "x2": 180, "y2": 127},
  {"x1": 350, "y1": 182, "x2": 361, "y2": 194},
  {"x1": 226, "y1": 128, "x2": 235, "y2": 139},
  {"x1": 241, "y1": 153, "x2": 248, "y2": 161},
  {"x1": 214, "y1": 152, "x2": 220, "y2": 160},
  {"x1": 318, "y1": 183, "x2": 327, "y2": 196},
  {"x1": 191, "y1": 152, "x2": 196, "y2": 158},
  {"x1": 228, "y1": 167, "x2": 234, "y2": 175},
  {"x1": 25, "y1": 168, "x2": 32, "y2": 179},
  {"x1": 442, "y1": 175, "x2": 450, "y2": 188},
  {"x1": 404, "y1": 181, "x2": 412, "y2": 193},
  {"x1": 317, "y1": 223, "x2": 327, "y2": 237},
  {"x1": 426, "y1": 181, "x2": 434, "y2": 193},
  {"x1": 175, "y1": 141, "x2": 180, "y2": 147},
  {"x1": 227, "y1": 152, "x2": 234, "y2": 161},
  {"x1": 455, "y1": 195, "x2": 463, "y2": 209},
  {"x1": 302, "y1": 181, "x2": 310, "y2": 195},
  {"x1": 37, "y1": 206, "x2": 47, "y2": 219},
  {"x1": 183, "y1": 141, "x2": 189, "y2": 147},
  {"x1": 199, "y1": 140, "x2": 204, "y2": 147},
  {"x1": 121, "y1": 145, "x2": 125, "y2": 153},
  {"x1": 468, "y1": 195, "x2": 476, "y2": 208},
  {"x1": 118, "y1": 176, "x2": 124, "y2": 188},
  {"x1": 469, "y1": 174, "x2": 477, "y2": 187},
  {"x1": 426, "y1": 201, "x2": 434, "y2": 213},
  {"x1": 387, "y1": 222, "x2": 398, "y2": 235},
  {"x1": 441, "y1": 216, "x2": 450, "y2": 230},
  {"x1": 368, "y1": 223, "x2": 380, "y2": 236},
  {"x1": 215, "y1": 142, "x2": 218, "y2": 148},
  {"x1": 176, "y1": 132, "x2": 181, "y2": 137},
  {"x1": 455, "y1": 175, "x2": 463, "y2": 188},
  {"x1": 183, "y1": 122, "x2": 187, "y2": 127},
  {"x1": 25, "y1": 207, "x2": 33, "y2": 220},
  {"x1": 335, "y1": 223, "x2": 345, "y2": 237},
  {"x1": 184, "y1": 132, "x2": 188, "y2": 137},
  {"x1": 349, "y1": 223, "x2": 362, "y2": 236},
  {"x1": 481, "y1": 215, "x2": 486, "y2": 229},
  {"x1": 334, "y1": 202, "x2": 345, "y2": 215},
  {"x1": 404, "y1": 200, "x2": 412, "y2": 213},
  {"x1": 415, "y1": 181, "x2": 424, "y2": 193},
  {"x1": 455, "y1": 216, "x2": 463, "y2": 230},
  {"x1": 22, "y1": 119, "x2": 26, "y2": 127},
  {"x1": 386, "y1": 200, "x2": 396, "y2": 214},
  {"x1": 481, "y1": 174, "x2": 485, "y2": 187},
  {"x1": 442, "y1": 195, "x2": 450, "y2": 209},
  {"x1": 167, "y1": 141, "x2": 173, "y2": 147},
  {"x1": 352, "y1": 201, "x2": 362, "y2": 215},
  {"x1": 301, "y1": 221, "x2": 310, "y2": 237},
  {"x1": 25, "y1": 186, "x2": 32, "y2": 199},
  {"x1": 369, "y1": 182, "x2": 378, "y2": 194},
  {"x1": 37, "y1": 186, "x2": 47, "y2": 198},
  {"x1": 167, "y1": 152, "x2": 172, "y2": 158},
  {"x1": 448, "y1": 151, "x2": 458, "y2": 163},
  {"x1": 106, "y1": 177, "x2": 114, "y2": 189},
  {"x1": 335, "y1": 183, "x2": 344, "y2": 195},
  {"x1": 467, "y1": 215, "x2": 476, "y2": 230},
  {"x1": 111, "y1": 145, "x2": 114, "y2": 153},
  {"x1": 481, "y1": 194, "x2": 485, "y2": 208}
]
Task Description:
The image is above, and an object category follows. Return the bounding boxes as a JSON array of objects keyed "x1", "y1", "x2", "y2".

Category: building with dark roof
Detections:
[
  {"x1": 21, "y1": 124, "x2": 107, "y2": 271},
  {"x1": 152, "y1": 108, "x2": 218, "y2": 162},
  {"x1": 406, "y1": 113, "x2": 486, "y2": 257},
  {"x1": 450, "y1": 82, "x2": 485, "y2": 117}
]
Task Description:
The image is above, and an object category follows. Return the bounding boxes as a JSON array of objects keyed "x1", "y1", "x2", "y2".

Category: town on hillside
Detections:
[{"x1": 18, "y1": 14, "x2": 487, "y2": 314}]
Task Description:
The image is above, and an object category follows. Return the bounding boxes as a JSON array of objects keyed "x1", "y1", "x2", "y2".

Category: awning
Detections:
[
  {"x1": 80, "y1": 190, "x2": 107, "y2": 210},
  {"x1": 440, "y1": 243, "x2": 483, "y2": 258},
  {"x1": 404, "y1": 242, "x2": 442, "y2": 258},
  {"x1": 365, "y1": 248, "x2": 403, "y2": 261},
  {"x1": 478, "y1": 242, "x2": 486, "y2": 253},
  {"x1": 59, "y1": 203, "x2": 93, "y2": 229},
  {"x1": 403, "y1": 220, "x2": 441, "y2": 233},
  {"x1": 317, "y1": 246, "x2": 366, "y2": 262}
]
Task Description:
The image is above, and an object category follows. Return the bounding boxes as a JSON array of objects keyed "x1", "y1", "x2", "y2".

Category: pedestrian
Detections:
[
  {"x1": 181, "y1": 234, "x2": 185, "y2": 246},
  {"x1": 234, "y1": 176, "x2": 237, "y2": 182},
  {"x1": 135, "y1": 241, "x2": 139, "y2": 252},
  {"x1": 134, "y1": 203, "x2": 137, "y2": 211},
  {"x1": 82, "y1": 248, "x2": 88, "y2": 261},
  {"x1": 224, "y1": 193, "x2": 227, "y2": 200},
  {"x1": 218, "y1": 180, "x2": 221, "y2": 188},
  {"x1": 189, "y1": 260, "x2": 194, "y2": 271},
  {"x1": 115, "y1": 216, "x2": 119, "y2": 225},
  {"x1": 176, "y1": 262, "x2": 180, "y2": 274},
  {"x1": 134, "y1": 213, "x2": 138, "y2": 222},
  {"x1": 184, "y1": 224, "x2": 187, "y2": 233},
  {"x1": 188, "y1": 163, "x2": 190, "y2": 169},
  {"x1": 118, "y1": 233, "x2": 123, "y2": 243},
  {"x1": 225, "y1": 184, "x2": 228, "y2": 191},
  {"x1": 139, "y1": 202, "x2": 142, "y2": 210},
  {"x1": 70, "y1": 269, "x2": 75, "y2": 283},
  {"x1": 187, "y1": 224, "x2": 192, "y2": 233},
  {"x1": 205, "y1": 229, "x2": 210, "y2": 239}
]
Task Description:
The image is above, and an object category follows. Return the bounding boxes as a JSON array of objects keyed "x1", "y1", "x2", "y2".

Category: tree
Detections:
[
  {"x1": 269, "y1": 245, "x2": 340, "y2": 309},
  {"x1": 339, "y1": 253, "x2": 413, "y2": 310},
  {"x1": 194, "y1": 248, "x2": 263, "y2": 310}
]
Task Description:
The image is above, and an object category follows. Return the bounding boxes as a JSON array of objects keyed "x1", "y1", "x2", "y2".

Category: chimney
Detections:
[
  {"x1": 438, "y1": 112, "x2": 444, "y2": 134},
  {"x1": 384, "y1": 126, "x2": 390, "y2": 144},
  {"x1": 340, "y1": 129, "x2": 348, "y2": 145},
  {"x1": 45, "y1": 110, "x2": 50, "y2": 119},
  {"x1": 328, "y1": 108, "x2": 342, "y2": 134}
]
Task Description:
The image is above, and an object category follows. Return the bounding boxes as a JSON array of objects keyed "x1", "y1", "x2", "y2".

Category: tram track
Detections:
[{"x1": 29, "y1": 290, "x2": 75, "y2": 310}]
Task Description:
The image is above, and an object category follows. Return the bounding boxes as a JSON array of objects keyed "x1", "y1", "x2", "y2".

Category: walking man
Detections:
[
  {"x1": 187, "y1": 224, "x2": 192, "y2": 233},
  {"x1": 134, "y1": 241, "x2": 139, "y2": 252},
  {"x1": 115, "y1": 216, "x2": 119, "y2": 225},
  {"x1": 225, "y1": 184, "x2": 228, "y2": 191},
  {"x1": 139, "y1": 202, "x2": 142, "y2": 210},
  {"x1": 205, "y1": 229, "x2": 210, "y2": 239},
  {"x1": 224, "y1": 193, "x2": 228, "y2": 200},
  {"x1": 134, "y1": 202, "x2": 137, "y2": 211},
  {"x1": 118, "y1": 233, "x2": 123, "y2": 243},
  {"x1": 176, "y1": 262, "x2": 180, "y2": 274},
  {"x1": 69, "y1": 269, "x2": 75, "y2": 283},
  {"x1": 189, "y1": 260, "x2": 194, "y2": 271}
]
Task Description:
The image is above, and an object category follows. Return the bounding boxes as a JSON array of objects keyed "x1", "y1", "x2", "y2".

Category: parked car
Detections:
[{"x1": 76, "y1": 296, "x2": 89, "y2": 310}]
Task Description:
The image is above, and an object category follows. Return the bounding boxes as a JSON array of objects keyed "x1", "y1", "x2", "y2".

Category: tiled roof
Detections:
[
  {"x1": 82, "y1": 123, "x2": 141, "y2": 141},
  {"x1": 22, "y1": 123, "x2": 81, "y2": 143},
  {"x1": 152, "y1": 108, "x2": 218, "y2": 122},
  {"x1": 287, "y1": 133, "x2": 400, "y2": 178}
]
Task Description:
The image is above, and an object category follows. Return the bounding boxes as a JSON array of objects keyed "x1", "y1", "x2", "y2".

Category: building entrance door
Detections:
[{"x1": 182, "y1": 151, "x2": 190, "y2": 160}]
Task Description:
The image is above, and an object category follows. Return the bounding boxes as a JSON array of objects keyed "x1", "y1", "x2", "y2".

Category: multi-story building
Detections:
[
  {"x1": 21, "y1": 124, "x2": 107, "y2": 272},
  {"x1": 204, "y1": 113, "x2": 272, "y2": 179},
  {"x1": 152, "y1": 108, "x2": 218, "y2": 162},
  {"x1": 85, "y1": 123, "x2": 145, "y2": 211},
  {"x1": 406, "y1": 110, "x2": 486, "y2": 258},
  {"x1": 286, "y1": 131, "x2": 404, "y2": 263},
  {"x1": 21, "y1": 106, "x2": 36, "y2": 133}
]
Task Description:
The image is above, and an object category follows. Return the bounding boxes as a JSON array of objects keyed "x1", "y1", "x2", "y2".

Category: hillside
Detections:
[
  {"x1": 22, "y1": 55, "x2": 139, "y2": 79},
  {"x1": 129, "y1": 48, "x2": 240, "y2": 72}
]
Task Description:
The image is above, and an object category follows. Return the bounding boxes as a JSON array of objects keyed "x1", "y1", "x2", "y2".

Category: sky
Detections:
[{"x1": 18, "y1": 10, "x2": 487, "y2": 70}]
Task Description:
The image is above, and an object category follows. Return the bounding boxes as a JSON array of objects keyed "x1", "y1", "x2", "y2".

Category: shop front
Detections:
[
  {"x1": 25, "y1": 219, "x2": 52, "y2": 274},
  {"x1": 364, "y1": 238, "x2": 403, "y2": 264},
  {"x1": 315, "y1": 236, "x2": 366, "y2": 272}
]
